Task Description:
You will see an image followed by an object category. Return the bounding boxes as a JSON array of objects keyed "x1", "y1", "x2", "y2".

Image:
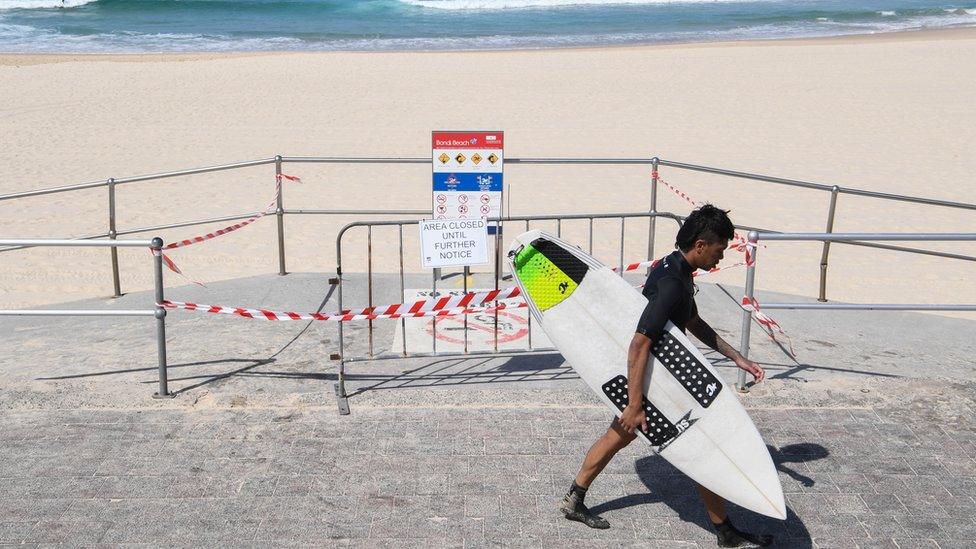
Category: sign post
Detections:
[{"x1": 429, "y1": 130, "x2": 504, "y2": 353}]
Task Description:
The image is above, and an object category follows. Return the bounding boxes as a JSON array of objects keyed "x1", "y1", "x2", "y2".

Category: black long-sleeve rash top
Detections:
[{"x1": 635, "y1": 250, "x2": 698, "y2": 342}]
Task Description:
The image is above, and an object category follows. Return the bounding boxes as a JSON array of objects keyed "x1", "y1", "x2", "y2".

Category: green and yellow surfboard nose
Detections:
[{"x1": 512, "y1": 238, "x2": 588, "y2": 312}]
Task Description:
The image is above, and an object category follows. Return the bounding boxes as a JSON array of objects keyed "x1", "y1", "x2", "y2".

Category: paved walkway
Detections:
[{"x1": 1, "y1": 274, "x2": 974, "y2": 547}]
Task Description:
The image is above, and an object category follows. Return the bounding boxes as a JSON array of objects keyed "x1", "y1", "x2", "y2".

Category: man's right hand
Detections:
[{"x1": 619, "y1": 403, "x2": 648, "y2": 434}]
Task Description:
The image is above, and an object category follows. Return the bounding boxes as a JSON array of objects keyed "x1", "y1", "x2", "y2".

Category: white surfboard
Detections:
[{"x1": 507, "y1": 230, "x2": 786, "y2": 520}]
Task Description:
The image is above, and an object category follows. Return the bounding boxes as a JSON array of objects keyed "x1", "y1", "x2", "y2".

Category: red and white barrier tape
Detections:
[
  {"x1": 326, "y1": 258, "x2": 740, "y2": 319},
  {"x1": 159, "y1": 259, "x2": 748, "y2": 322},
  {"x1": 362, "y1": 286, "x2": 524, "y2": 317},
  {"x1": 655, "y1": 173, "x2": 700, "y2": 209},
  {"x1": 157, "y1": 298, "x2": 526, "y2": 322},
  {"x1": 163, "y1": 173, "x2": 300, "y2": 251},
  {"x1": 740, "y1": 296, "x2": 796, "y2": 359},
  {"x1": 652, "y1": 170, "x2": 759, "y2": 264},
  {"x1": 155, "y1": 173, "x2": 301, "y2": 283},
  {"x1": 335, "y1": 261, "x2": 657, "y2": 319}
]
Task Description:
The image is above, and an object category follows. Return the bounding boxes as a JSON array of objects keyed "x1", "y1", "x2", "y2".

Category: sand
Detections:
[{"x1": 1, "y1": 28, "x2": 974, "y2": 318}]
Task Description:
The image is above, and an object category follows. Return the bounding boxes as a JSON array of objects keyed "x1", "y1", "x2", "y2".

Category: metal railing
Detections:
[
  {"x1": 737, "y1": 231, "x2": 976, "y2": 389},
  {"x1": 2, "y1": 155, "x2": 973, "y2": 303},
  {"x1": 2, "y1": 155, "x2": 974, "y2": 409},
  {"x1": 655, "y1": 159, "x2": 976, "y2": 301},
  {"x1": 0, "y1": 237, "x2": 172, "y2": 398}
]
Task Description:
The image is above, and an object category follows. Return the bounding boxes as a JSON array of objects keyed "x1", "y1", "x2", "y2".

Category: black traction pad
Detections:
[
  {"x1": 528, "y1": 238, "x2": 588, "y2": 285},
  {"x1": 651, "y1": 333, "x2": 722, "y2": 408},
  {"x1": 601, "y1": 375, "x2": 678, "y2": 447}
]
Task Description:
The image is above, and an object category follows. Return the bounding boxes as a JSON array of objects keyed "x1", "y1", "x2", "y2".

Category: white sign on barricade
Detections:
[{"x1": 419, "y1": 218, "x2": 489, "y2": 268}]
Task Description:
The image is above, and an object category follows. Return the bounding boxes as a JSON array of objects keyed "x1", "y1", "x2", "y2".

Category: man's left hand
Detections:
[{"x1": 735, "y1": 357, "x2": 765, "y2": 383}]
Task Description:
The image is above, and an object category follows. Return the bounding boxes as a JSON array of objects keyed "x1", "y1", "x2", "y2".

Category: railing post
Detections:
[
  {"x1": 150, "y1": 237, "x2": 172, "y2": 399},
  {"x1": 819, "y1": 186, "x2": 840, "y2": 302},
  {"x1": 648, "y1": 157, "x2": 659, "y2": 274},
  {"x1": 108, "y1": 178, "x2": 122, "y2": 297},
  {"x1": 432, "y1": 267, "x2": 439, "y2": 354},
  {"x1": 493, "y1": 220, "x2": 502, "y2": 353},
  {"x1": 737, "y1": 231, "x2": 759, "y2": 392},
  {"x1": 275, "y1": 155, "x2": 287, "y2": 276},
  {"x1": 332, "y1": 261, "x2": 350, "y2": 415},
  {"x1": 367, "y1": 225, "x2": 374, "y2": 358},
  {"x1": 399, "y1": 224, "x2": 407, "y2": 357}
]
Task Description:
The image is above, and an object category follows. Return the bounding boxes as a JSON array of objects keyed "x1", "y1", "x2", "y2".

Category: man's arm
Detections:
[
  {"x1": 686, "y1": 314, "x2": 765, "y2": 383},
  {"x1": 619, "y1": 333, "x2": 652, "y2": 434},
  {"x1": 620, "y1": 277, "x2": 684, "y2": 433}
]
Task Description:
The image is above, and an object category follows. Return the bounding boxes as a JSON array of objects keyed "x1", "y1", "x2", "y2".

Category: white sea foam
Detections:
[
  {"x1": 0, "y1": 0, "x2": 97, "y2": 10},
  {"x1": 879, "y1": 11, "x2": 896, "y2": 17},
  {"x1": 2, "y1": 1, "x2": 976, "y2": 53},
  {"x1": 399, "y1": 0, "x2": 762, "y2": 10}
]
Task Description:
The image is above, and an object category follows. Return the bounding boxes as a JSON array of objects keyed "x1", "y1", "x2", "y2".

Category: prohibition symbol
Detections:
[
  {"x1": 458, "y1": 204, "x2": 469, "y2": 214},
  {"x1": 458, "y1": 194, "x2": 468, "y2": 203},
  {"x1": 480, "y1": 194, "x2": 490, "y2": 204},
  {"x1": 425, "y1": 310, "x2": 529, "y2": 345},
  {"x1": 436, "y1": 205, "x2": 447, "y2": 214},
  {"x1": 436, "y1": 194, "x2": 447, "y2": 204},
  {"x1": 480, "y1": 204, "x2": 490, "y2": 214}
]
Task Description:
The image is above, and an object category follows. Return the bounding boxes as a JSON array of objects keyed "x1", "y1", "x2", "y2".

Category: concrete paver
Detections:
[{"x1": 1, "y1": 273, "x2": 974, "y2": 547}]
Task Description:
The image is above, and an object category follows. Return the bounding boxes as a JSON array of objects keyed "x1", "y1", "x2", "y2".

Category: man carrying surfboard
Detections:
[{"x1": 558, "y1": 205, "x2": 773, "y2": 548}]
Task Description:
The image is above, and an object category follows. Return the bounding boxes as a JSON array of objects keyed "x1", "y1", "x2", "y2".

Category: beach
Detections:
[{"x1": 1, "y1": 28, "x2": 975, "y2": 314}]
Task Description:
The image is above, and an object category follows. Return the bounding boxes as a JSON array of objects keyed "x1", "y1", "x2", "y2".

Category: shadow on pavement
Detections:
[
  {"x1": 588, "y1": 443, "x2": 829, "y2": 548},
  {"x1": 345, "y1": 353, "x2": 578, "y2": 397}
]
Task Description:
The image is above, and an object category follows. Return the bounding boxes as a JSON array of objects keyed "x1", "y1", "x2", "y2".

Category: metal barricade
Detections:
[
  {"x1": 737, "y1": 231, "x2": 976, "y2": 390},
  {"x1": 330, "y1": 211, "x2": 686, "y2": 414},
  {"x1": 0, "y1": 237, "x2": 172, "y2": 398}
]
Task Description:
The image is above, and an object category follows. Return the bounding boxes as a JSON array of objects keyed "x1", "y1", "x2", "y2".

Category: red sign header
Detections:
[{"x1": 432, "y1": 131, "x2": 503, "y2": 150}]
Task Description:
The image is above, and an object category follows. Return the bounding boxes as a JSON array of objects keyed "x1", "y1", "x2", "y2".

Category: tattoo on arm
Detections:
[{"x1": 689, "y1": 318, "x2": 741, "y2": 362}]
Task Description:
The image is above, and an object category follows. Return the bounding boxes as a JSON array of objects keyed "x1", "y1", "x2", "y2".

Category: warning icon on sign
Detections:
[
  {"x1": 455, "y1": 153, "x2": 466, "y2": 164},
  {"x1": 438, "y1": 153, "x2": 450, "y2": 164},
  {"x1": 471, "y1": 153, "x2": 482, "y2": 165},
  {"x1": 488, "y1": 153, "x2": 499, "y2": 164}
]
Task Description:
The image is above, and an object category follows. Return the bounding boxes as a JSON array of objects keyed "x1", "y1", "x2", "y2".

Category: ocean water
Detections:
[{"x1": 1, "y1": 0, "x2": 975, "y2": 53}]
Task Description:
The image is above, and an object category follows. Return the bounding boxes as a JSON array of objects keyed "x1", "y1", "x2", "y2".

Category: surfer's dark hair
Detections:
[{"x1": 675, "y1": 204, "x2": 735, "y2": 251}]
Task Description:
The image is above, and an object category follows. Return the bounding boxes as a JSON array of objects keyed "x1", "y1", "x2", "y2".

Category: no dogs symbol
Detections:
[{"x1": 425, "y1": 310, "x2": 529, "y2": 345}]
